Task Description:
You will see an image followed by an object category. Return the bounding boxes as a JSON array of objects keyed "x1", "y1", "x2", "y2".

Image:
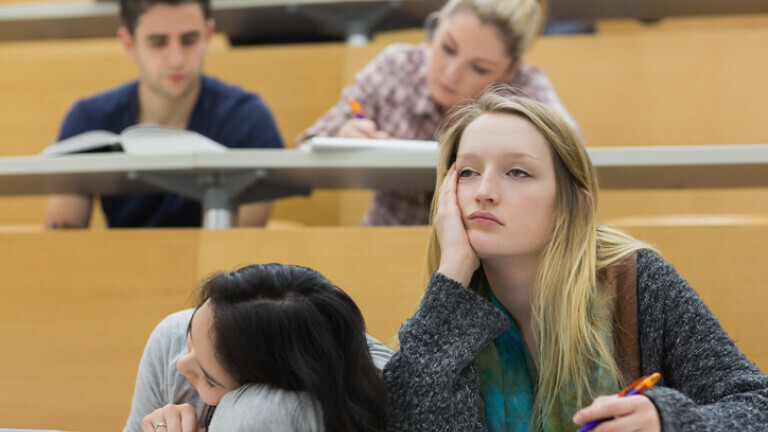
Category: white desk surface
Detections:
[
  {"x1": 0, "y1": 149, "x2": 437, "y2": 196},
  {"x1": 589, "y1": 143, "x2": 768, "y2": 189},
  {"x1": 0, "y1": 144, "x2": 766, "y2": 197},
  {"x1": 0, "y1": 430, "x2": 69, "y2": 432}
]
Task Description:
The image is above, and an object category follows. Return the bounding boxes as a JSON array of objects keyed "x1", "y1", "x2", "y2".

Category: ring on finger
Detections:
[{"x1": 154, "y1": 423, "x2": 167, "y2": 432}]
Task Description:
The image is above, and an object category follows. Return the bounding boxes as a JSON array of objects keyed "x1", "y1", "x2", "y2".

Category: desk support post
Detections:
[{"x1": 202, "y1": 184, "x2": 233, "y2": 230}]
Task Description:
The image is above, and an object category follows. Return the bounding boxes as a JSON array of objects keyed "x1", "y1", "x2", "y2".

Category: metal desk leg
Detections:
[
  {"x1": 202, "y1": 184, "x2": 233, "y2": 229},
  {"x1": 130, "y1": 170, "x2": 311, "y2": 230}
]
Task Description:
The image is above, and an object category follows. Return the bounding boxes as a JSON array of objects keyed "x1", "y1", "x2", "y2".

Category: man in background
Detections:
[{"x1": 45, "y1": 0, "x2": 283, "y2": 228}]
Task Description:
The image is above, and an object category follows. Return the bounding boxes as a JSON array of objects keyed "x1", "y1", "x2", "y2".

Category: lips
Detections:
[
  {"x1": 168, "y1": 73, "x2": 186, "y2": 83},
  {"x1": 468, "y1": 211, "x2": 503, "y2": 226},
  {"x1": 439, "y1": 83, "x2": 455, "y2": 94}
]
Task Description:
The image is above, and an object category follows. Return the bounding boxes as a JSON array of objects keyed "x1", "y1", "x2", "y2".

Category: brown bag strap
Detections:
[{"x1": 604, "y1": 252, "x2": 641, "y2": 383}]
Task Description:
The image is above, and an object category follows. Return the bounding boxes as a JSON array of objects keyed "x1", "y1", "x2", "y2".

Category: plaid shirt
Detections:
[{"x1": 298, "y1": 43, "x2": 581, "y2": 226}]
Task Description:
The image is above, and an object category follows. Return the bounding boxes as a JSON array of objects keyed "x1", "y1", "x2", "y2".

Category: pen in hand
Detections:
[
  {"x1": 343, "y1": 97, "x2": 389, "y2": 138},
  {"x1": 577, "y1": 372, "x2": 661, "y2": 432},
  {"x1": 348, "y1": 97, "x2": 366, "y2": 119}
]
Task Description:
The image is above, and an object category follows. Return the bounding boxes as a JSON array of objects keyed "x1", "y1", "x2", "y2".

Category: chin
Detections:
[
  {"x1": 427, "y1": 85, "x2": 450, "y2": 108},
  {"x1": 201, "y1": 393, "x2": 225, "y2": 407},
  {"x1": 467, "y1": 233, "x2": 499, "y2": 258},
  {"x1": 434, "y1": 93, "x2": 456, "y2": 110}
]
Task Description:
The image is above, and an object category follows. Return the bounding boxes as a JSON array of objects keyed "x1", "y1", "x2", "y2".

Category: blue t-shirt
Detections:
[{"x1": 58, "y1": 75, "x2": 284, "y2": 227}]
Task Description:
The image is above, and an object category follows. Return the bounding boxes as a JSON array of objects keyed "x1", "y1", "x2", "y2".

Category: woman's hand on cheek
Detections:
[
  {"x1": 573, "y1": 395, "x2": 661, "y2": 432},
  {"x1": 436, "y1": 164, "x2": 479, "y2": 286},
  {"x1": 141, "y1": 403, "x2": 200, "y2": 432}
]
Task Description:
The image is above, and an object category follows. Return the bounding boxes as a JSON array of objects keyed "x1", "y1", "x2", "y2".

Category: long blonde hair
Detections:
[
  {"x1": 425, "y1": 87, "x2": 653, "y2": 424},
  {"x1": 436, "y1": 0, "x2": 546, "y2": 65}
]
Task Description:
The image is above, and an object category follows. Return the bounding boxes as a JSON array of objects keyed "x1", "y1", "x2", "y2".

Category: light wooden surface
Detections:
[
  {"x1": 0, "y1": 230, "x2": 201, "y2": 432},
  {"x1": 197, "y1": 227, "x2": 428, "y2": 342},
  {"x1": 620, "y1": 222, "x2": 768, "y2": 373},
  {"x1": 0, "y1": 224, "x2": 766, "y2": 431},
  {"x1": 533, "y1": 18, "x2": 768, "y2": 148},
  {"x1": 0, "y1": 0, "x2": 74, "y2": 3}
]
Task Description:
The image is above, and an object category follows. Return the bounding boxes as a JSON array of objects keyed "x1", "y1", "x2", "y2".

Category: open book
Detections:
[
  {"x1": 40, "y1": 124, "x2": 226, "y2": 156},
  {"x1": 307, "y1": 136, "x2": 438, "y2": 152}
]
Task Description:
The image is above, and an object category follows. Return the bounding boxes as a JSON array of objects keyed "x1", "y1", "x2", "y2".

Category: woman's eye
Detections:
[
  {"x1": 458, "y1": 169, "x2": 475, "y2": 178},
  {"x1": 471, "y1": 64, "x2": 490, "y2": 75},
  {"x1": 508, "y1": 169, "x2": 530, "y2": 178},
  {"x1": 442, "y1": 44, "x2": 457, "y2": 55}
]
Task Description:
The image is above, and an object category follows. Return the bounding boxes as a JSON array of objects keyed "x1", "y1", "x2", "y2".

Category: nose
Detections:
[
  {"x1": 474, "y1": 173, "x2": 498, "y2": 204},
  {"x1": 167, "y1": 40, "x2": 185, "y2": 68},
  {"x1": 444, "y1": 58, "x2": 462, "y2": 83},
  {"x1": 176, "y1": 352, "x2": 195, "y2": 378}
]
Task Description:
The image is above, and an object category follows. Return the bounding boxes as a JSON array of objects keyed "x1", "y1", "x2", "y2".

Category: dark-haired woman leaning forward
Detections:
[{"x1": 123, "y1": 263, "x2": 390, "y2": 432}]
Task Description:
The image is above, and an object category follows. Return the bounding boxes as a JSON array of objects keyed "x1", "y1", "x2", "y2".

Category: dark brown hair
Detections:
[{"x1": 119, "y1": 0, "x2": 211, "y2": 34}]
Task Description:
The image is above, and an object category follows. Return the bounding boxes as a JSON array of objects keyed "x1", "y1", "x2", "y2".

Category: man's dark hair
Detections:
[{"x1": 119, "y1": 0, "x2": 212, "y2": 34}]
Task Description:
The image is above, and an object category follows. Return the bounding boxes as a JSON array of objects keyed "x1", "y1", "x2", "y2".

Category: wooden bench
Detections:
[{"x1": 0, "y1": 223, "x2": 766, "y2": 431}]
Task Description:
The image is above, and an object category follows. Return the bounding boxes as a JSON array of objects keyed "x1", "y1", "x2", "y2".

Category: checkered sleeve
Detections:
[{"x1": 295, "y1": 45, "x2": 403, "y2": 145}]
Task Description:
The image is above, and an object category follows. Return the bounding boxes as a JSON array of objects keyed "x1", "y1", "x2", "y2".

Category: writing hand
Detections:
[
  {"x1": 338, "y1": 118, "x2": 390, "y2": 139},
  {"x1": 573, "y1": 394, "x2": 661, "y2": 432},
  {"x1": 141, "y1": 403, "x2": 199, "y2": 432},
  {"x1": 435, "y1": 164, "x2": 479, "y2": 286}
]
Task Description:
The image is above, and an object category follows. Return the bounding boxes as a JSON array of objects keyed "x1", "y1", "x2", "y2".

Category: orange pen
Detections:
[
  {"x1": 619, "y1": 372, "x2": 662, "y2": 397},
  {"x1": 348, "y1": 97, "x2": 366, "y2": 119},
  {"x1": 578, "y1": 373, "x2": 661, "y2": 431}
]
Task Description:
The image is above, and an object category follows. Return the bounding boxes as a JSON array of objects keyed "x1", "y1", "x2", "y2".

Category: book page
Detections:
[
  {"x1": 307, "y1": 136, "x2": 438, "y2": 152},
  {"x1": 120, "y1": 124, "x2": 226, "y2": 154},
  {"x1": 40, "y1": 130, "x2": 122, "y2": 156}
]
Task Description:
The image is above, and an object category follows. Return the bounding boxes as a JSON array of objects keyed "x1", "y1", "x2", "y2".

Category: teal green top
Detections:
[{"x1": 477, "y1": 287, "x2": 617, "y2": 432}]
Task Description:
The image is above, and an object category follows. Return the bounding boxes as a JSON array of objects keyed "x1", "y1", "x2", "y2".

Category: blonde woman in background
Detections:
[
  {"x1": 298, "y1": 0, "x2": 579, "y2": 226},
  {"x1": 383, "y1": 88, "x2": 768, "y2": 431}
]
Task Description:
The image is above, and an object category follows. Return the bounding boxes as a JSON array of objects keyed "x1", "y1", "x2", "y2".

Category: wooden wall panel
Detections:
[
  {"x1": 0, "y1": 230, "x2": 200, "y2": 431},
  {"x1": 197, "y1": 227, "x2": 429, "y2": 343},
  {"x1": 618, "y1": 222, "x2": 768, "y2": 374},
  {"x1": 0, "y1": 223, "x2": 765, "y2": 430},
  {"x1": 528, "y1": 16, "x2": 768, "y2": 147}
]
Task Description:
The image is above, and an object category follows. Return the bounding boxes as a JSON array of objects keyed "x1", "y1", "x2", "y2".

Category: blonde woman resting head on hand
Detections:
[{"x1": 383, "y1": 87, "x2": 768, "y2": 432}]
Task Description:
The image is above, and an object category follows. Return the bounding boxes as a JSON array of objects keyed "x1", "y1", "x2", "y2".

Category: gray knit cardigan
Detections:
[{"x1": 383, "y1": 250, "x2": 768, "y2": 431}]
